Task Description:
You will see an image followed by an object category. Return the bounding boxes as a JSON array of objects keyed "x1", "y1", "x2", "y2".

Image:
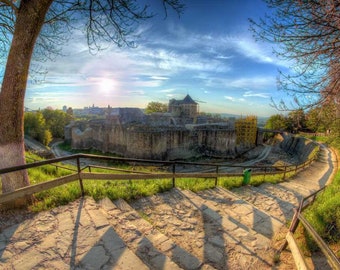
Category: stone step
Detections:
[
  {"x1": 129, "y1": 189, "x2": 215, "y2": 268},
  {"x1": 98, "y1": 197, "x2": 201, "y2": 270},
  {"x1": 255, "y1": 182, "x2": 302, "y2": 207},
  {"x1": 192, "y1": 187, "x2": 284, "y2": 239},
  {"x1": 173, "y1": 188, "x2": 275, "y2": 268},
  {"x1": 130, "y1": 188, "x2": 274, "y2": 269},
  {"x1": 317, "y1": 146, "x2": 330, "y2": 163},
  {"x1": 0, "y1": 197, "x2": 149, "y2": 270},
  {"x1": 288, "y1": 164, "x2": 328, "y2": 190},
  {"x1": 232, "y1": 185, "x2": 297, "y2": 223},
  {"x1": 277, "y1": 181, "x2": 317, "y2": 197}
]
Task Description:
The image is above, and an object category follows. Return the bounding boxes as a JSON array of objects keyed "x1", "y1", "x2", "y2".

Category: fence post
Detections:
[
  {"x1": 77, "y1": 156, "x2": 85, "y2": 196},
  {"x1": 215, "y1": 165, "x2": 219, "y2": 186},
  {"x1": 172, "y1": 163, "x2": 176, "y2": 187},
  {"x1": 283, "y1": 165, "x2": 287, "y2": 180},
  {"x1": 279, "y1": 208, "x2": 301, "y2": 253}
]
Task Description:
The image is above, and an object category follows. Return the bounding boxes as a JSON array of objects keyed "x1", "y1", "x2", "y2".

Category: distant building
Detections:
[
  {"x1": 168, "y1": 94, "x2": 198, "y2": 118},
  {"x1": 89, "y1": 104, "x2": 104, "y2": 115}
]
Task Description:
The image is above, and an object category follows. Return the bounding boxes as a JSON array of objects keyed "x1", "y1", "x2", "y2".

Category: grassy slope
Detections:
[
  {"x1": 302, "y1": 136, "x2": 340, "y2": 256},
  {"x1": 24, "y1": 151, "x2": 291, "y2": 211}
]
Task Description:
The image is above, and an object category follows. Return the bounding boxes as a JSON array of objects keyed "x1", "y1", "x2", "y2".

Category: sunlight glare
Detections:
[{"x1": 99, "y1": 78, "x2": 115, "y2": 93}]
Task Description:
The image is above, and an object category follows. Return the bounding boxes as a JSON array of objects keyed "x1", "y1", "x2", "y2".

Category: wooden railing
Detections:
[
  {"x1": 0, "y1": 153, "x2": 317, "y2": 205},
  {"x1": 279, "y1": 146, "x2": 340, "y2": 270},
  {"x1": 279, "y1": 188, "x2": 340, "y2": 270}
]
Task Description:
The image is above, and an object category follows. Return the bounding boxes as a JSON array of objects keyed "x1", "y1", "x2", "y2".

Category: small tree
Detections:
[
  {"x1": 145, "y1": 101, "x2": 168, "y2": 114},
  {"x1": 24, "y1": 112, "x2": 52, "y2": 146},
  {"x1": 306, "y1": 103, "x2": 337, "y2": 133},
  {"x1": 42, "y1": 108, "x2": 73, "y2": 138},
  {"x1": 264, "y1": 114, "x2": 288, "y2": 131},
  {"x1": 287, "y1": 109, "x2": 306, "y2": 133}
]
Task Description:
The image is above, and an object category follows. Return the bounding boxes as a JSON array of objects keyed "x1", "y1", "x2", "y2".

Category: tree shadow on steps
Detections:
[{"x1": 176, "y1": 189, "x2": 274, "y2": 269}]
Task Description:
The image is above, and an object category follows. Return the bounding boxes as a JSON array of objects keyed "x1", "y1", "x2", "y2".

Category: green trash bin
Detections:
[{"x1": 243, "y1": 169, "x2": 252, "y2": 185}]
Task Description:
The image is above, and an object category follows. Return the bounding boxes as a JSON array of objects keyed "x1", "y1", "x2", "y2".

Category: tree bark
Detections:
[{"x1": 0, "y1": 0, "x2": 53, "y2": 205}]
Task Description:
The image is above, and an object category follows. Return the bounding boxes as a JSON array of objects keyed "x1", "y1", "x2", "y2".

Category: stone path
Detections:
[{"x1": 0, "y1": 145, "x2": 337, "y2": 269}]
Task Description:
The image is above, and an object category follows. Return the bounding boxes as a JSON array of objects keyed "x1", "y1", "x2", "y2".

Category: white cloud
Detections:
[
  {"x1": 224, "y1": 96, "x2": 235, "y2": 101},
  {"x1": 159, "y1": 88, "x2": 175, "y2": 93},
  {"x1": 243, "y1": 91, "x2": 271, "y2": 98}
]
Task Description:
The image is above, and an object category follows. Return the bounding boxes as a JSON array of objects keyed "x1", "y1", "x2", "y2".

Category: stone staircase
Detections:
[
  {"x1": 0, "y1": 185, "x2": 297, "y2": 270},
  {"x1": 0, "y1": 146, "x2": 335, "y2": 269}
]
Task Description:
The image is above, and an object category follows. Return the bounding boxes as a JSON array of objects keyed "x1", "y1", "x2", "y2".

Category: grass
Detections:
[
  {"x1": 297, "y1": 135, "x2": 340, "y2": 257},
  {"x1": 21, "y1": 151, "x2": 295, "y2": 212},
  {"x1": 0, "y1": 144, "x2": 305, "y2": 214}
]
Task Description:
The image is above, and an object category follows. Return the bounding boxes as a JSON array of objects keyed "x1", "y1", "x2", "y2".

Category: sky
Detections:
[{"x1": 23, "y1": 0, "x2": 292, "y2": 117}]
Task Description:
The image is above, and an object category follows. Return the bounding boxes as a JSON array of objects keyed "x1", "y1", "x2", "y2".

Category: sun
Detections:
[{"x1": 99, "y1": 78, "x2": 116, "y2": 93}]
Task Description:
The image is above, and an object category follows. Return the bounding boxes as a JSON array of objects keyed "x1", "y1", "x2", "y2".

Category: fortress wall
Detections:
[
  {"x1": 197, "y1": 130, "x2": 237, "y2": 156},
  {"x1": 71, "y1": 127, "x2": 94, "y2": 149},
  {"x1": 125, "y1": 131, "x2": 168, "y2": 159},
  {"x1": 69, "y1": 122, "x2": 241, "y2": 159},
  {"x1": 278, "y1": 133, "x2": 319, "y2": 162}
]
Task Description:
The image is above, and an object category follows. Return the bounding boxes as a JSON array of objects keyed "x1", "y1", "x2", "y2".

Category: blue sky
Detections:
[{"x1": 24, "y1": 0, "x2": 292, "y2": 117}]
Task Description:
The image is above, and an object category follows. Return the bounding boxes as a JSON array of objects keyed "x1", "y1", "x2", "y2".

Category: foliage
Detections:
[
  {"x1": 264, "y1": 114, "x2": 288, "y2": 131},
  {"x1": 250, "y1": 0, "x2": 340, "y2": 110},
  {"x1": 145, "y1": 101, "x2": 168, "y2": 114},
  {"x1": 287, "y1": 109, "x2": 306, "y2": 133},
  {"x1": 305, "y1": 105, "x2": 334, "y2": 133},
  {"x1": 42, "y1": 108, "x2": 73, "y2": 138},
  {"x1": 24, "y1": 109, "x2": 73, "y2": 145},
  {"x1": 24, "y1": 112, "x2": 52, "y2": 146},
  {"x1": 305, "y1": 103, "x2": 340, "y2": 135}
]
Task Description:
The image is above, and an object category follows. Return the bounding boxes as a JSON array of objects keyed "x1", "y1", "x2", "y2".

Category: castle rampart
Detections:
[{"x1": 65, "y1": 96, "x2": 258, "y2": 160}]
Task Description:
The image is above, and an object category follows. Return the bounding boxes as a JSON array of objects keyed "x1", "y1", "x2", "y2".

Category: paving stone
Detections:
[
  {"x1": 107, "y1": 246, "x2": 149, "y2": 270},
  {"x1": 100, "y1": 227, "x2": 126, "y2": 252},
  {"x1": 150, "y1": 253, "x2": 182, "y2": 270},
  {"x1": 87, "y1": 209, "x2": 110, "y2": 229},
  {"x1": 171, "y1": 245, "x2": 202, "y2": 270},
  {"x1": 78, "y1": 245, "x2": 110, "y2": 269},
  {"x1": 12, "y1": 249, "x2": 45, "y2": 270}
]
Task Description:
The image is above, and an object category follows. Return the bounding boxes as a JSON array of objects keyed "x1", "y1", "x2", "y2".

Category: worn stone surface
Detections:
[
  {"x1": 0, "y1": 145, "x2": 337, "y2": 270},
  {"x1": 0, "y1": 197, "x2": 148, "y2": 270}
]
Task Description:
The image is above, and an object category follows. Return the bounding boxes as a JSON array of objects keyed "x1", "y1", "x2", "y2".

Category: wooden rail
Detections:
[
  {"x1": 280, "y1": 199, "x2": 340, "y2": 270},
  {"x1": 0, "y1": 152, "x2": 317, "y2": 205},
  {"x1": 279, "y1": 147, "x2": 340, "y2": 270}
]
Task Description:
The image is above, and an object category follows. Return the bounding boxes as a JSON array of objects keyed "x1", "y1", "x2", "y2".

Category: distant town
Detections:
[{"x1": 24, "y1": 103, "x2": 269, "y2": 128}]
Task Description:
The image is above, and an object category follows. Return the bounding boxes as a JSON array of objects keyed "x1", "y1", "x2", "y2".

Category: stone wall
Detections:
[
  {"x1": 278, "y1": 133, "x2": 320, "y2": 162},
  {"x1": 66, "y1": 120, "x2": 244, "y2": 160}
]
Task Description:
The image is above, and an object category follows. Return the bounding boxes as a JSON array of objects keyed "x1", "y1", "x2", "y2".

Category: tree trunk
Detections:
[{"x1": 0, "y1": 0, "x2": 53, "y2": 206}]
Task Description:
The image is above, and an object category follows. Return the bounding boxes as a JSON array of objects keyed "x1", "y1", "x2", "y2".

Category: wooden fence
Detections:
[
  {"x1": 279, "y1": 188, "x2": 340, "y2": 270},
  {"x1": 0, "y1": 153, "x2": 316, "y2": 204}
]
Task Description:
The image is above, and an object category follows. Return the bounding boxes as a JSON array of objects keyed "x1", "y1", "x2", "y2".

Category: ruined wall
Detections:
[
  {"x1": 68, "y1": 121, "x2": 242, "y2": 160},
  {"x1": 278, "y1": 133, "x2": 320, "y2": 162}
]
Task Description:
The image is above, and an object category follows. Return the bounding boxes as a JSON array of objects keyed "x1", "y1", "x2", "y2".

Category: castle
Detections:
[{"x1": 65, "y1": 95, "x2": 258, "y2": 160}]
